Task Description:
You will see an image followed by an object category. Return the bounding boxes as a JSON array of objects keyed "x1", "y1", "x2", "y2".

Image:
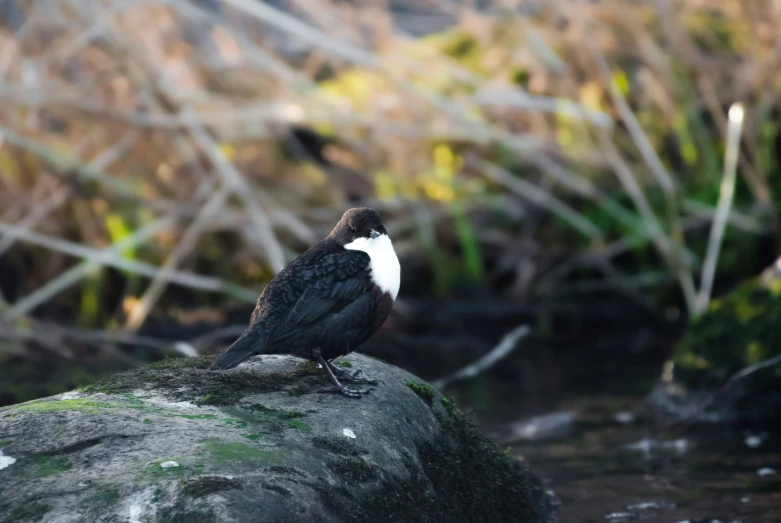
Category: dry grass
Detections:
[{"x1": 0, "y1": 0, "x2": 779, "y2": 362}]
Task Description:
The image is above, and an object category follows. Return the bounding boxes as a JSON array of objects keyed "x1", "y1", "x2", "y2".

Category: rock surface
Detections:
[
  {"x1": 0, "y1": 353, "x2": 554, "y2": 523},
  {"x1": 648, "y1": 257, "x2": 781, "y2": 424}
]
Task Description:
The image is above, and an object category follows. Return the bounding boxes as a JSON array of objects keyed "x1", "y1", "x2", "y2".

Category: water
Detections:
[
  {"x1": 402, "y1": 294, "x2": 781, "y2": 522},
  {"x1": 490, "y1": 397, "x2": 781, "y2": 522}
]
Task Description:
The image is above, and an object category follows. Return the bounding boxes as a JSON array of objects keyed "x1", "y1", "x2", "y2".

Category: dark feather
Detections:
[
  {"x1": 269, "y1": 256, "x2": 369, "y2": 343},
  {"x1": 213, "y1": 330, "x2": 261, "y2": 369},
  {"x1": 214, "y1": 224, "x2": 387, "y2": 367}
]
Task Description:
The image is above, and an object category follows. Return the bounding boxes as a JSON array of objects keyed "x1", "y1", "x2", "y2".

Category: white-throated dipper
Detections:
[{"x1": 213, "y1": 207, "x2": 400, "y2": 397}]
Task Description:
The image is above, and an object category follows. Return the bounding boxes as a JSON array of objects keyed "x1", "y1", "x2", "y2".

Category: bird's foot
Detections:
[
  {"x1": 330, "y1": 365, "x2": 379, "y2": 385},
  {"x1": 314, "y1": 348, "x2": 377, "y2": 398},
  {"x1": 316, "y1": 384, "x2": 374, "y2": 398}
]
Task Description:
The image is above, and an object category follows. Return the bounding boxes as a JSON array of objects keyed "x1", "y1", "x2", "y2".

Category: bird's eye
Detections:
[{"x1": 349, "y1": 226, "x2": 357, "y2": 233}]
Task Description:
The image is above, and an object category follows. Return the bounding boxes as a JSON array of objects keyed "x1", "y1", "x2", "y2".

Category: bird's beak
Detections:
[{"x1": 370, "y1": 229, "x2": 381, "y2": 239}]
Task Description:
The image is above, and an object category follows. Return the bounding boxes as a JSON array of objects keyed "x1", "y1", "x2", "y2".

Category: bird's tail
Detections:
[{"x1": 213, "y1": 330, "x2": 263, "y2": 369}]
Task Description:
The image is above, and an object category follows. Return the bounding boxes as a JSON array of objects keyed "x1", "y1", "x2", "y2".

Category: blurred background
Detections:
[{"x1": 1, "y1": 0, "x2": 781, "y2": 520}]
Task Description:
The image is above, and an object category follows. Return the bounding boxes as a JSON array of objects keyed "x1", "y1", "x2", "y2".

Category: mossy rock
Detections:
[
  {"x1": 0, "y1": 354, "x2": 554, "y2": 522},
  {"x1": 648, "y1": 259, "x2": 781, "y2": 423}
]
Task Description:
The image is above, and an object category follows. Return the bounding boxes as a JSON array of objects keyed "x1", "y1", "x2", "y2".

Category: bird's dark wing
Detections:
[{"x1": 268, "y1": 249, "x2": 370, "y2": 343}]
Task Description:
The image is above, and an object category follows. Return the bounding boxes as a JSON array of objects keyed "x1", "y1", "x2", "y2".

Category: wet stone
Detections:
[{"x1": 0, "y1": 353, "x2": 554, "y2": 523}]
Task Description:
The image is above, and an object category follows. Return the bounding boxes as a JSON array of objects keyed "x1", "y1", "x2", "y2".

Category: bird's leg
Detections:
[
  {"x1": 326, "y1": 360, "x2": 378, "y2": 385},
  {"x1": 313, "y1": 348, "x2": 373, "y2": 398}
]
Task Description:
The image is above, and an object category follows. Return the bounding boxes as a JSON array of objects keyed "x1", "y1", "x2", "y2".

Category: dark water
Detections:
[
  {"x1": 503, "y1": 401, "x2": 781, "y2": 523},
  {"x1": 415, "y1": 296, "x2": 781, "y2": 523},
  {"x1": 446, "y1": 368, "x2": 781, "y2": 522}
]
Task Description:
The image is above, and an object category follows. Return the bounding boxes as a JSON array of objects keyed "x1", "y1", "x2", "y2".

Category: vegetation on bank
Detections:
[
  {"x1": 1, "y1": 0, "x2": 780, "y2": 403},
  {"x1": 670, "y1": 267, "x2": 781, "y2": 387}
]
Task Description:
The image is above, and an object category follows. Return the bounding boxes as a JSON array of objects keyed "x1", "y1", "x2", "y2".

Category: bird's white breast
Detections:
[{"x1": 344, "y1": 234, "x2": 401, "y2": 300}]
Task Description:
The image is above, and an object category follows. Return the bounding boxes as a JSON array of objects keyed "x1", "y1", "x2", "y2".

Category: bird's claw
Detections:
[
  {"x1": 316, "y1": 385, "x2": 374, "y2": 398},
  {"x1": 331, "y1": 366, "x2": 379, "y2": 385}
]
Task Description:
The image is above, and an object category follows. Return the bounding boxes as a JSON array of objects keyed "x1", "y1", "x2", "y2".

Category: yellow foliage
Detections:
[
  {"x1": 423, "y1": 180, "x2": 455, "y2": 202},
  {"x1": 217, "y1": 143, "x2": 236, "y2": 161},
  {"x1": 320, "y1": 70, "x2": 390, "y2": 112},
  {"x1": 611, "y1": 70, "x2": 630, "y2": 97},
  {"x1": 105, "y1": 213, "x2": 135, "y2": 260},
  {"x1": 374, "y1": 171, "x2": 397, "y2": 201},
  {"x1": 313, "y1": 122, "x2": 336, "y2": 137},
  {"x1": 434, "y1": 144, "x2": 457, "y2": 182},
  {"x1": 557, "y1": 126, "x2": 575, "y2": 149}
]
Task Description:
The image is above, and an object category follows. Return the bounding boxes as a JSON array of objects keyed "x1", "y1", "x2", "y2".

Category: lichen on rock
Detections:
[{"x1": 0, "y1": 353, "x2": 555, "y2": 523}]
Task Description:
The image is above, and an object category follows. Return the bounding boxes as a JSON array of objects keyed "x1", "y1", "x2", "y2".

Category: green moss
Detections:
[
  {"x1": 15, "y1": 455, "x2": 72, "y2": 478},
  {"x1": 152, "y1": 486, "x2": 166, "y2": 503},
  {"x1": 405, "y1": 380, "x2": 435, "y2": 403},
  {"x1": 149, "y1": 356, "x2": 211, "y2": 371},
  {"x1": 4, "y1": 503, "x2": 50, "y2": 523},
  {"x1": 175, "y1": 414, "x2": 216, "y2": 420},
  {"x1": 241, "y1": 433, "x2": 263, "y2": 441},
  {"x1": 221, "y1": 418, "x2": 248, "y2": 429},
  {"x1": 143, "y1": 418, "x2": 152, "y2": 424},
  {"x1": 143, "y1": 460, "x2": 186, "y2": 480},
  {"x1": 441, "y1": 396, "x2": 459, "y2": 418},
  {"x1": 0, "y1": 440, "x2": 7, "y2": 448},
  {"x1": 10, "y1": 398, "x2": 118, "y2": 414},
  {"x1": 203, "y1": 440, "x2": 282, "y2": 464},
  {"x1": 235, "y1": 404, "x2": 311, "y2": 433},
  {"x1": 287, "y1": 420, "x2": 312, "y2": 433},
  {"x1": 335, "y1": 360, "x2": 352, "y2": 368},
  {"x1": 671, "y1": 277, "x2": 781, "y2": 388}
]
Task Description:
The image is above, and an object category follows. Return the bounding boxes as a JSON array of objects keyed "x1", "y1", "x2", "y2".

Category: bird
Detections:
[{"x1": 213, "y1": 207, "x2": 400, "y2": 398}]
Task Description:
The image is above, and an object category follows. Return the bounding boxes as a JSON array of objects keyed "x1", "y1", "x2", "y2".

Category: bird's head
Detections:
[
  {"x1": 333, "y1": 207, "x2": 400, "y2": 299},
  {"x1": 330, "y1": 207, "x2": 388, "y2": 245}
]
